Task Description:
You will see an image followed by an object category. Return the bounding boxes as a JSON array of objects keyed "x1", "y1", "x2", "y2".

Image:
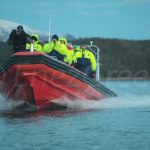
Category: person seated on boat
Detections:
[
  {"x1": 26, "y1": 34, "x2": 43, "y2": 52},
  {"x1": 73, "y1": 43, "x2": 96, "y2": 78},
  {"x1": 64, "y1": 42, "x2": 74, "y2": 65},
  {"x1": 49, "y1": 37, "x2": 68, "y2": 61},
  {"x1": 43, "y1": 34, "x2": 59, "y2": 54},
  {"x1": 7, "y1": 25, "x2": 30, "y2": 53}
]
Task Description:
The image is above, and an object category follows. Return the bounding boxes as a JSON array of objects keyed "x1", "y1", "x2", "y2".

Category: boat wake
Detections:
[
  {"x1": 53, "y1": 94, "x2": 150, "y2": 110},
  {"x1": 0, "y1": 94, "x2": 27, "y2": 111},
  {"x1": 1, "y1": 93, "x2": 150, "y2": 112}
]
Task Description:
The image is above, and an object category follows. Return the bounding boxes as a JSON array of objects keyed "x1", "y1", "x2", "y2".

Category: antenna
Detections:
[{"x1": 48, "y1": 18, "x2": 52, "y2": 42}]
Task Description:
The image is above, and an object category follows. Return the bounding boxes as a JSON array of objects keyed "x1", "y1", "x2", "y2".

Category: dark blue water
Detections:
[{"x1": 0, "y1": 81, "x2": 150, "y2": 150}]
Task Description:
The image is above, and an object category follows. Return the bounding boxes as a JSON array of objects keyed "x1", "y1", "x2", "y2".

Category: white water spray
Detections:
[
  {"x1": 53, "y1": 94, "x2": 150, "y2": 110},
  {"x1": 0, "y1": 94, "x2": 24, "y2": 111}
]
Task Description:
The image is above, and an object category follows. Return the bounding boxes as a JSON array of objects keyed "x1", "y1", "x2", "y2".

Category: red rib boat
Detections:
[{"x1": 0, "y1": 52, "x2": 116, "y2": 109}]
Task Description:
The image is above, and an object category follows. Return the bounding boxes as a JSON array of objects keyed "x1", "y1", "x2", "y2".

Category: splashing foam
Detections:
[
  {"x1": 1, "y1": 93, "x2": 150, "y2": 111},
  {"x1": 0, "y1": 94, "x2": 24, "y2": 111},
  {"x1": 53, "y1": 95, "x2": 150, "y2": 110}
]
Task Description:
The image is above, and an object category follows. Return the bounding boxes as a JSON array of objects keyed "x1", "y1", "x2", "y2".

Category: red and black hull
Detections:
[{"x1": 0, "y1": 52, "x2": 116, "y2": 109}]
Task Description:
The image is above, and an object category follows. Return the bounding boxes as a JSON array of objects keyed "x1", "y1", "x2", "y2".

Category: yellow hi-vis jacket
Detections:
[
  {"x1": 73, "y1": 47, "x2": 97, "y2": 71},
  {"x1": 64, "y1": 49, "x2": 74, "y2": 65},
  {"x1": 26, "y1": 34, "x2": 43, "y2": 52},
  {"x1": 43, "y1": 41, "x2": 55, "y2": 54},
  {"x1": 53, "y1": 37, "x2": 68, "y2": 56}
]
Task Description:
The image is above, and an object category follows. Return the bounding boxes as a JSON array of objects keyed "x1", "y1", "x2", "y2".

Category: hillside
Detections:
[
  {"x1": 1, "y1": 38, "x2": 150, "y2": 79},
  {"x1": 0, "y1": 19, "x2": 49, "y2": 41},
  {"x1": 0, "y1": 19, "x2": 76, "y2": 42},
  {"x1": 73, "y1": 38, "x2": 150, "y2": 79}
]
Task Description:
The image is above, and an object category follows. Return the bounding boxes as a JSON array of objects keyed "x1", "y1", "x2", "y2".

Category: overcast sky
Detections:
[{"x1": 0, "y1": 0, "x2": 150, "y2": 40}]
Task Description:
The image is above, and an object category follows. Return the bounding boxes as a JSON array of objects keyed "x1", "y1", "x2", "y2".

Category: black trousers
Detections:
[
  {"x1": 75, "y1": 58, "x2": 92, "y2": 77},
  {"x1": 49, "y1": 50, "x2": 64, "y2": 61}
]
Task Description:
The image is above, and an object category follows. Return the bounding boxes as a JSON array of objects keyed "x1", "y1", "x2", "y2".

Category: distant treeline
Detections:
[
  {"x1": 1, "y1": 38, "x2": 150, "y2": 79},
  {"x1": 73, "y1": 38, "x2": 150, "y2": 79}
]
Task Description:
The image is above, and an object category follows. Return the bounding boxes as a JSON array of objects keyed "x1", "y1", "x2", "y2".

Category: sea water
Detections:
[{"x1": 0, "y1": 80, "x2": 150, "y2": 150}]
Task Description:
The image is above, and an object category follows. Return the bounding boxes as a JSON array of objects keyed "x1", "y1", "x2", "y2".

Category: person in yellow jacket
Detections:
[
  {"x1": 73, "y1": 43, "x2": 96, "y2": 78},
  {"x1": 49, "y1": 37, "x2": 68, "y2": 61},
  {"x1": 43, "y1": 34, "x2": 58, "y2": 54},
  {"x1": 64, "y1": 43, "x2": 74, "y2": 65},
  {"x1": 26, "y1": 34, "x2": 43, "y2": 52}
]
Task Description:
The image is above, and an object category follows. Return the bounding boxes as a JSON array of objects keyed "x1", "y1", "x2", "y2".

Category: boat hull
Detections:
[{"x1": 0, "y1": 52, "x2": 116, "y2": 109}]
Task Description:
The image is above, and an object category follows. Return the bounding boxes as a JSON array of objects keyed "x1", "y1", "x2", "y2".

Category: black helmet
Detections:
[
  {"x1": 17, "y1": 25, "x2": 24, "y2": 31},
  {"x1": 52, "y1": 34, "x2": 58, "y2": 41}
]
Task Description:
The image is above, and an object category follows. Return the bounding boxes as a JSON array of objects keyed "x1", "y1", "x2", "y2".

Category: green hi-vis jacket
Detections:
[
  {"x1": 43, "y1": 41, "x2": 55, "y2": 54},
  {"x1": 26, "y1": 34, "x2": 43, "y2": 52},
  {"x1": 43, "y1": 37, "x2": 68, "y2": 56},
  {"x1": 53, "y1": 37, "x2": 68, "y2": 55},
  {"x1": 73, "y1": 47, "x2": 97, "y2": 71},
  {"x1": 53, "y1": 41, "x2": 68, "y2": 55},
  {"x1": 64, "y1": 49, "x2": 74, "y2": 65}
]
